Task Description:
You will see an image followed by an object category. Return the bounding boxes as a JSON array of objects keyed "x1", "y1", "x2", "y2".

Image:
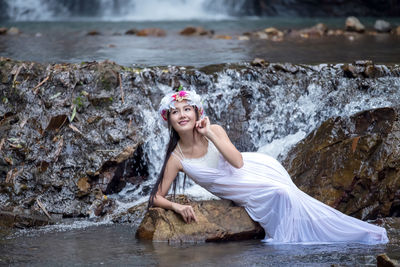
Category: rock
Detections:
[
  {"x1": 283, "y1": 107, "x2": 400, "y2": 220},
  {"x1": 77, "y1": 177, "x2": 91, "y2": 196},
  {"x1": 345, "y1": 16, "x2": 365, "y2": 33},
  {"x1": 264, "y1": 27, "x2": 284, "y2": 37},
  {"x1": 237, "y1": 35, "x2": 250, "y2": 41},
  {"x1": 0, "y1": 27, "x2": 7, "y2": 35},
  {"x1": 251, "y1": 58, "x2": 269, "y2": 67},
  {"x1": 136, "y1": 28, "x2": 166, "y2": 37},
  {"x1": 136, "y1": 196, "x2": 265, "y2": 242},
  {"x1": 299, "y1": 23, "x2": 328, "y2": 37},
  {"x1": 374, "y1": 20, "x2": 391, "y2": 33},
  {"x1": 213, "y1": 35, "x2": 232, "y2": 40},
  {"x1": 7, "y1": 27, "x2": 20, "y2": 35},
  {"x1": 376, "y1": 254, "x2": 399, "y2": 267},
  {"x1": 125, "y1": 28, "x2": 138, "y2": 35},
  {"x1": 87, "y1": 30, "x2": 101, "y2": 36},
  {"x1": 342, "y1": 61, "x2": 384, "y2": 79},
  {"x1": 0, "y1": 209, "x2": 52, "y2": 228},
  {"x1": 179, "y1": 26, "x2": 213, "y2": 36},
  {"x1": 395, "y1": 26, "x2": 400, "y2": 36}
]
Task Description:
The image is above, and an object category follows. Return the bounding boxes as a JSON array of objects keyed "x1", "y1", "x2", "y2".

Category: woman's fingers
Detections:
[{"x1": 180, "y1": 205, "x2": 197, "y2": 224}]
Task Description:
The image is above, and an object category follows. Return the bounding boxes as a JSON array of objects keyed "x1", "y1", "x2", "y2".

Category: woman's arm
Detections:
[
  {"x1": 153, "y1": 155, "x2": 198, "y2": 223},
  {"x1": 196, "y1": 118, "x2": 244, "y2": 168}
]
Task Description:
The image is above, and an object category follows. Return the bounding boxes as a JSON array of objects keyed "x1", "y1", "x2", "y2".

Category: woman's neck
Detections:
[{"x1": 178, "y1": 130, "x2": 204, "y2": 148}]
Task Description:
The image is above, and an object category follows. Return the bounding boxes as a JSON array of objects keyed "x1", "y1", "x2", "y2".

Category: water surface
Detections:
[
  {"x1": 1, "y1": 18, "x2": 399, "y2": 66},
  {"x1": 1, "y1": 224, "x2": 398, "y2": 266}
]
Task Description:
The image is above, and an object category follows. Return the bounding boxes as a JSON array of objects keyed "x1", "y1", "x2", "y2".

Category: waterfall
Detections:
[
  {"x1": 1, "y1": 0, "x2": 248, "y2": 21},
  {"x1": 111, "y1": 64, "x2": 400, "y2": 211}
]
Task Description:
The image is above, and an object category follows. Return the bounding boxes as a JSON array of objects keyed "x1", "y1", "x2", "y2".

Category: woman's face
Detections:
[{"x1": 169, "y1": 100, "x2": 197, "y2": 132}]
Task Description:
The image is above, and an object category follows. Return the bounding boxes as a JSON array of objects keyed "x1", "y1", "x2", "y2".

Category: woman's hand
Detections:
[
  {"x1": 195, "y1": 117, "x2": 211, "y2": 136},
  {"x1": 171, "y1": 202, "x2": 198, "y2": 224}
]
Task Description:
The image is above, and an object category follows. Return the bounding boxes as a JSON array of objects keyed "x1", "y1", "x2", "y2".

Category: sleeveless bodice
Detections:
[{"x1": 181, "y1": 141, "x2": 220, "y2": 169}]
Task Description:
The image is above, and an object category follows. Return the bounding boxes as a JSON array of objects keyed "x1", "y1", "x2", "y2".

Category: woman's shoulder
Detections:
[{"x1": 168, "y1": 150, "x2": 184, "y2": 171}]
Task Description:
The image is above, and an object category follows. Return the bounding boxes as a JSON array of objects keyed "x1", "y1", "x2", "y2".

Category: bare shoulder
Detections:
[{"x1": 167, "y1": 150, "x2": 183, "y2": 172}]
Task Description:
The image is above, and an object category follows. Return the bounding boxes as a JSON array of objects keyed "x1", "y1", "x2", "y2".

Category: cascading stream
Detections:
[{"x1": 109, "y1": 63, "x2": 400, "y2": 219}]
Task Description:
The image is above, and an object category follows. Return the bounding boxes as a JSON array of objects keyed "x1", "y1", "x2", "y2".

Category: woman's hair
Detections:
[{"x1": 148, "y1": 106, "x2": 199, "y2": 208}]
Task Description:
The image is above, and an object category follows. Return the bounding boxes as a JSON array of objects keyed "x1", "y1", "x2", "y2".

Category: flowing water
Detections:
[
  {"x1": 1, "y1": 223, "x2": 399, "y2": 266},
  {"x1": 1, "y1": 1, "x2": 400, "y2": 266},
  {"x1": 1, "y1": 18, "x2": 400, "y2": 66}
]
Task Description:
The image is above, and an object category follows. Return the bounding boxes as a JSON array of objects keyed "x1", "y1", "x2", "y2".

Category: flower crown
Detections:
[{"x1": 158, "y1": 87, "x2": 204, "y2": 123}]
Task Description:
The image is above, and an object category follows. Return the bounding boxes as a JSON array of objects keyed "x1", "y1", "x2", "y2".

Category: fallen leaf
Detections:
[{"x1": 352, "y1": 136, "x2": 361, "y2": 153}]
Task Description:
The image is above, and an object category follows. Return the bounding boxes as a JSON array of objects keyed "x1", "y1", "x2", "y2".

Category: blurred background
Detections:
[
  {"x1": 0, "y1": 0, "x2": 399, "y2": 66},
  {"x1": 1, "y1": 0, "x2": 400, "y2": 21}
]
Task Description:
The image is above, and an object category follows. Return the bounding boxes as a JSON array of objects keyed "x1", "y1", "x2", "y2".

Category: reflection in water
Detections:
[
  {"x1": 0, "y1": 224, "x2": 397, "y2": 266},
  {"x1": 0, "y1": 20, "x2": 399, "y2": 66}
]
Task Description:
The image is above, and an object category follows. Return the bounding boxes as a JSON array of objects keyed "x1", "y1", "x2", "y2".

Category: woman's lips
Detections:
[{"x1": 179, "y1": 120, "x2": 189, "y2": 125}]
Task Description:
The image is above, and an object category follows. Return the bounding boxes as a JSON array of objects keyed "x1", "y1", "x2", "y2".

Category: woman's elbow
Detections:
[{"x1": 233, "y1": 154, "x2": 244, "y2": 169}]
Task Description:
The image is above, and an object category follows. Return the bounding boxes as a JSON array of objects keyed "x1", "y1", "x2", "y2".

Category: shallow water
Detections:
[
  {"x1": 1, "y1": 224, "x2": 399, "y2": 266},
  {"x1": 1, "y1": 18, "x2": 400, "y2": 66}
]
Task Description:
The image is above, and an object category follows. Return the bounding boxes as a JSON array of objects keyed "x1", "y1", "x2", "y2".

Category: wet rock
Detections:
[
  {"x1": 93, "y1": 196, "x2": 115, "y2": 217},
  {"x1": 179, "y1": 26, "x2": 213, "y2": 36},
  {"x1": 0, "y1": 27, "x2": 7, "y2": 35},
  {"x1": 137, "y1": 196, "x2": 264, "y2": 242},
  {"x1": 395, "y1": 26, "x2": 400, "y2": 36},
  {"x1": 87, "y1": 30, "x2": 101, "y2": 36},
  {"x1": 0, "y1": 209, "x2": 52, "y2": 228},
  {"x1": 345, "y1": 16, "x2": 365, "y2": 33},
  {"x1": 299, "y1": 23, "x2": 328, "y2": 38},
  {"x1": 77, "y1": 177, "x2": 91, "y2": 196},
  {"x1": 376, "y1": 253, "x2": 399, "y2": 267},
  {"x1": 273, "y1": 63, "x2": 298, "y2": 74},
  {"x1": 342, "y1": 61, "x2": 384, "y2": 79},
  {"x1": 283, "y1": 107, "x2": 400, "y2": 220},
  {"x1": 136, "y1": 28, "x2": 166, "y2": 37},
  {"x1": 264, "y1": 27, "x2": 284, "y2": 37},
  {"x1": 237, "y1": 35, "x2": 250, "y2": 41},
  {"x1": 125, "y1": 28, "x2": 138, "y2": 35},
  {"x1": 112, "y1": 201, "x2": 147, "y2": 224},
  {"x1": 7, "y1": 27, "x2": 20, "y2": 35},
  {"x1": 251, "y1": 58, "x2": 269, "y2": 67},
  {"x1": 0, "y1": 59, "x2": 146, "y2": 222},
  {"x1": 374, "y1": 20, "x2": 391, "y2": 33},
  {"x1": 213, "y1": 35, "x2": 232, "y2": 40}
]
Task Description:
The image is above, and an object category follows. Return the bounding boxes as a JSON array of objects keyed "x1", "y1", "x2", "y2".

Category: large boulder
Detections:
[
  {"x1": 0, "y1": 59, "x2": 150, "y2": 222},
  {"x1": 136, "y1": 196, "x2": 265, "y2": 242},
  {"x1": 283, "y1": 107, "x2": 400, "y2": 220}
]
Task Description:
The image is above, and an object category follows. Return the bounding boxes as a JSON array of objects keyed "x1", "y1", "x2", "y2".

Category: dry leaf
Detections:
[{"x1": 352, "y1": 136, "x2": 360, "y2": 153}]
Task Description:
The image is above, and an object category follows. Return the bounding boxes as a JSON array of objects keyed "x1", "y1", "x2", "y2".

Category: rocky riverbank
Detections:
[{"x1": 0, "y1": 58, "x2": 399, "y2": 237}]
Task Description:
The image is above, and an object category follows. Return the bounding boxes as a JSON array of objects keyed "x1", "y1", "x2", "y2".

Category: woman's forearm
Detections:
[
  {"x1": 206, "y1": 127, "x2": 244, "y2": 168},
  {"x1": 153, "y1": 194, "x2": 176, "y2": 211}
]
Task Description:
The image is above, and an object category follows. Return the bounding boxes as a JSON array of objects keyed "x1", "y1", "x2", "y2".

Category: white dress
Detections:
[{"x1": 173, "y1": 140, "x2": 389, "y2": 244}]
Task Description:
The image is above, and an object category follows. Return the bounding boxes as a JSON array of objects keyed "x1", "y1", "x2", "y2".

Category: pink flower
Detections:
[
  {"x1": 161, "y1": 110, "x2": 167, "y2": 121},
  {"x1": 179, "y1": 91, "x2": 187, "y2": 97}
]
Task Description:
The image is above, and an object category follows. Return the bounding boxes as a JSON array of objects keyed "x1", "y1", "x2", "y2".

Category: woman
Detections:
[{"x1": 149, "y1": 89, "x2": 389, "y2": 244}]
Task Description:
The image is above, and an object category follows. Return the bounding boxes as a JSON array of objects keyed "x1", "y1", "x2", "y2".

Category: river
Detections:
[{"x1": 1, "y1": 18, "x2": 400, "y2": 66}]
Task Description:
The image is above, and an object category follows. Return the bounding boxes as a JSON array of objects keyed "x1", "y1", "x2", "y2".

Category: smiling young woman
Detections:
[{"x1": 148, "y1": 89, "x2": 388, "y2": 244}]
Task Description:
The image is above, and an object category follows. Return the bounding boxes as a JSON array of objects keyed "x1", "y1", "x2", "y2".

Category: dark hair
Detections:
[{"x1": 148, "y1": 106, "x2": 200, "y2": 208}]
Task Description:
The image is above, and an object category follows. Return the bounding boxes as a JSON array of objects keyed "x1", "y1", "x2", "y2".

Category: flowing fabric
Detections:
[{"x1": 172, "y1": 141, "x2": 389, "y2": 244}]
